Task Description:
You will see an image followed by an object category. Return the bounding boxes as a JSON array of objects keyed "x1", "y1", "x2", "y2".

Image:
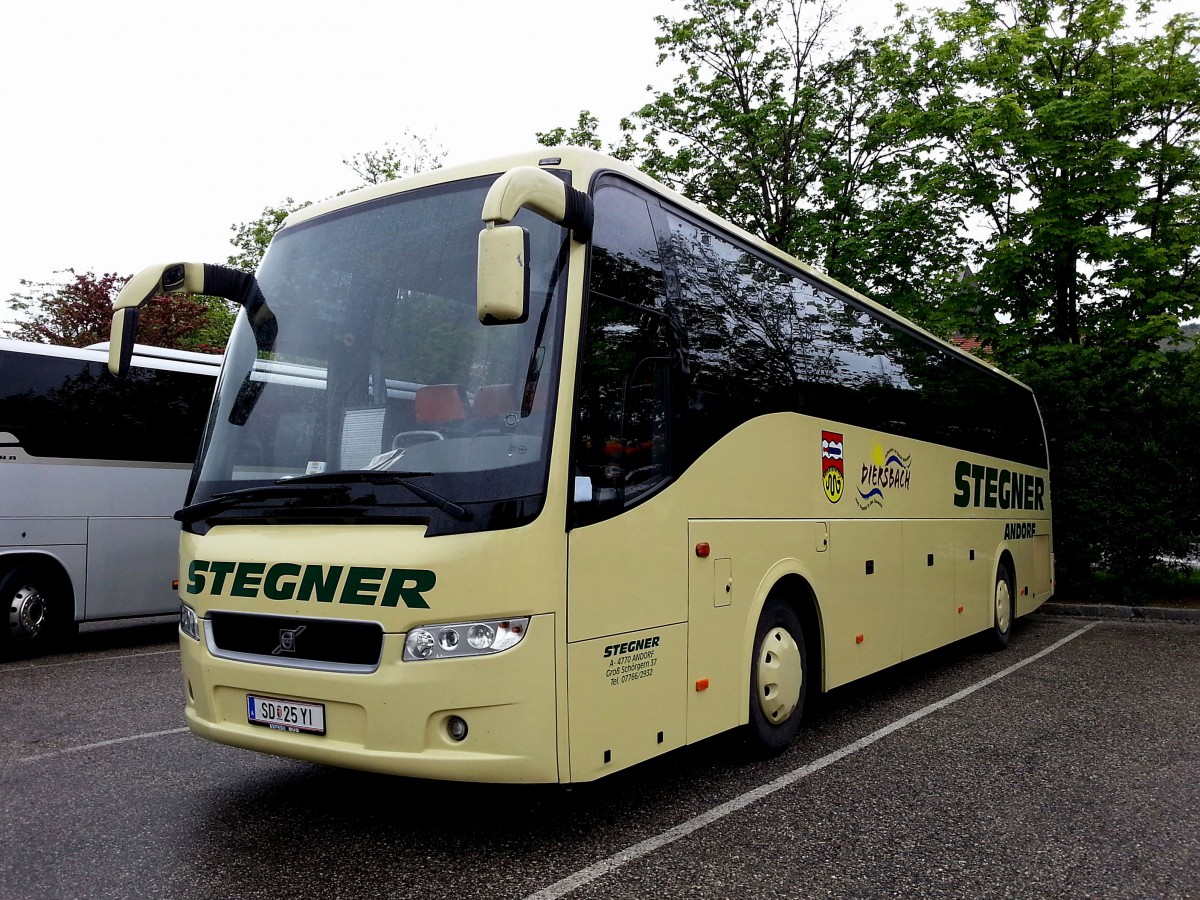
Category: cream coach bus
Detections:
[{"x1": 108, "y1": 148, "x2": 1053, "y2": 783}]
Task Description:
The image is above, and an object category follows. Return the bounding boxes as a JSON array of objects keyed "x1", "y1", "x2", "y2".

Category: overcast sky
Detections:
[
  {"x1": 0, "y1": 1, "x2": 673, "y2": 315},
  {"x1": 0, "y1": 0, "x2": 923, "y2": 325},
  {"x1": 7, "y1": 0, "x2": 1174, "y2": 330}
]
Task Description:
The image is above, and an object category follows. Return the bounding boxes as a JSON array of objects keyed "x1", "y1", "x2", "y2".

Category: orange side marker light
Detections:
[{"x1": 695, "y1": 678, "x2": 709, "y2": 691}]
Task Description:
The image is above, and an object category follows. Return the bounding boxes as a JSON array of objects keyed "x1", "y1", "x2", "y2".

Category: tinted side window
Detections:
[
  {"x1": 786, "y1": 276, "x2": 909, "y2": 433},
  {"x1": 668, "y1": 214, "x2": 807, "y2": 452},
  {"x1": 574, "y1": 187, "x2": 671, "y2": 524},
  {"x1": 665, "y1": 210, "x2": 1047, "y2": 468},
  {"x1": 880, "y1": 328, "x2": 1046, "y2": 466},
  {"x1": 0, "y1": 350, "x2": 214, "y2": 463}
]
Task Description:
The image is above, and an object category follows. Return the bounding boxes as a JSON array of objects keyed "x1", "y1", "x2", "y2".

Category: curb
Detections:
[{"x1": 1035, "y1": 602, "x2": 1200, "y2": 623}]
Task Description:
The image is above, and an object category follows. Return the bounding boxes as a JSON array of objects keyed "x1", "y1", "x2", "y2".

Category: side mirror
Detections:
[
  {"x1": 476, "y1": 165, "x2": 593, "y2": 326},
  {"x1": 477, "y1": 225, "x2": 530, "y2": 324},
  {"x1": 108, "y1": 262, "x2": 202, "y2": 375},
  {"x1": 109, "y1": 262, "x2": 274, "y2": 375}
]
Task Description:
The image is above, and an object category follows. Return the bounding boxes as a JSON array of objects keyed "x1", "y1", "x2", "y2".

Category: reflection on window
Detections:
[
  {"x1": 193, "y1": 176, "x2": 568, "y2": 508},
  {"x1": 0, "y1": 351, "x2": 212, "y2": 463},
  {"x1": 575, "y1": 187, "x2": 672, "y2": 524},
  {"x1": 665, "y1": 210, "x2": 1046, "y2": 468}
]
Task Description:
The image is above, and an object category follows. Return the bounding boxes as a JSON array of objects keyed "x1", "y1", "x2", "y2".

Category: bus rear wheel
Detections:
[
  {"x1": 0, "y1": 564, "x2": 74, "y2": 657},
  {"x1": 987, "y1": 563, "x2": 1014, "y2": 650},
  {"x1": 746, "y1": 599, "x2": 807, "y2": 754}
]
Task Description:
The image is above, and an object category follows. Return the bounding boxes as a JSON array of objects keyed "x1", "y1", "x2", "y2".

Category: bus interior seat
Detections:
[
  {"x1": 393, "y1": 384, "x2": 469, "y2": 448},
  {"x1": 415, "y1": 384, "x2": 468, "y2": 424},
  {"x1": 472, "y1": 383, "x2": 515, "y2": 417}
]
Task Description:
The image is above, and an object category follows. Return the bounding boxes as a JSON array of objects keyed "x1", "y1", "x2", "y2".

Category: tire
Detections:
[
  {"x1": 746, "y1": 599, "x2": 807, "y2": 755},
  {"x1": 987, "y1": 563, "x2": 1014, "y2": 650},
  {"x1": 0, "y1": 564, "x2": 75, "y2": 658}
]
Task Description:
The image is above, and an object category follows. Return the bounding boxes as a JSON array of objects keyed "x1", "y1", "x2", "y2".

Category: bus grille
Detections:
[{"x1": 208, "y1": 612, "x2": 384, "y2": 671}]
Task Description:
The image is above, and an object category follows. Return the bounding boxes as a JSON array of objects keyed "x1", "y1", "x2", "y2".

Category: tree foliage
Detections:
[
  {"x1": 3, "y1": 269, "x2": 232, "y2": 352},
  {"x1": 227, "y1": 197, "x2": 312, "y2": 273},
  {"x1": 1018, "y1": 343, "x2": 1200, "y2": 597},
  {"x1": 343, "y1": 129, "x2": 447, "y2": 185},
  {"x1": 908, "y1": 0, "x2": 1200, "y2": 359},
  {"x1": 537, "y1": 0, "x2": 1200, "y2": 597},
  {"x1": 910, "y1": 0, "x2": 1200, "y2": 593},
  {"x1": 535, "y1": 110, "x2": 607, "y2": 152},
  {"x1": 540, "y1": 0, "x2": 975, "y2": 331}
]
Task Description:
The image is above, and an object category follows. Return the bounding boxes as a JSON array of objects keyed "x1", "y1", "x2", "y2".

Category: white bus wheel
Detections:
[
  {"x1": 747, "y1": 599, "x2": 807, "y2": 754},
  {"x1": 988, "y1": 563, "x2": 1014, "y2": 650}
]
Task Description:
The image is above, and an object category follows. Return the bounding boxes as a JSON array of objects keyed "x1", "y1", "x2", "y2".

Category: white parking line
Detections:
[
  {"x1": 0, "y1": 648, "x2": 180, "y2": 672},
  {"x1": 525, "y1": 621, "x2": 1101, "y2": 900},
  {"x1": 16, "y1": 727, "x2": 191, "y2": 764}
]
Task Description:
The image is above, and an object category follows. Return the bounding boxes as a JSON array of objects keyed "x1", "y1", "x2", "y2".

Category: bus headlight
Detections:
[
  {"x1": 403, "y1": 617, "x2": 529, "y2": 661},
  {"x1": 180, "y1": 602, "x2": 201, "y2": 641}
]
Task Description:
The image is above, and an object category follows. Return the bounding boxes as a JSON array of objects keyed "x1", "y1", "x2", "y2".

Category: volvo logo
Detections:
[{"x1": 273, "y1": 624, "x2": 307, "y2": 655}]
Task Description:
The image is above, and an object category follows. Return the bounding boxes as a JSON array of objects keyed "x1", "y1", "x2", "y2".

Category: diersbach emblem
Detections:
[
  {"x1": 821, "y1": 431, "x2": 844, "y2": 503},
  {"x1": 273, "y1": 625, "x2": 306, "y2": 655}
]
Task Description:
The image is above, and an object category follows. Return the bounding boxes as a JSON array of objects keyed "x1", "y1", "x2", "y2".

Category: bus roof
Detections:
[{"x1": 281, "y1": 146, "x2": 1030, "y2": 392}]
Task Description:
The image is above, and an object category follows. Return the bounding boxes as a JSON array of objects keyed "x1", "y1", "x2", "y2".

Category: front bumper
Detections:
[{"x1": 180, "y1": 612, "x2": 559, "y2": 783}]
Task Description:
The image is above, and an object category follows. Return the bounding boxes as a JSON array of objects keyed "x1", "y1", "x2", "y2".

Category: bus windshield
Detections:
[{"x1": 188, "y1": 175, "x2": 570, "y2": 534}]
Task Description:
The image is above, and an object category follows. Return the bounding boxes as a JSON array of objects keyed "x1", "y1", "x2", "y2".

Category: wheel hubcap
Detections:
[
  {"x1": 757, "y1": 626, "x2": 802, "y2": 725},
  {"x1": 995, "y1": 578, "x2": 1012, "y2": 633},
  {"x1": 9, "y1": 584, "x2": 47, "y2": 641}
]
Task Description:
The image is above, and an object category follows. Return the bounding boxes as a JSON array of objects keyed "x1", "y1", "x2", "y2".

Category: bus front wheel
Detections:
[
  {"x1": 0, "y1": 564, "x2": 74, "y2": 657},
  {"x1": 987, "y1": 563, "x2": 1014, "y2": 650},
  {"x1": 746, "y1": 599, "x2": 807, "y2": 754}
]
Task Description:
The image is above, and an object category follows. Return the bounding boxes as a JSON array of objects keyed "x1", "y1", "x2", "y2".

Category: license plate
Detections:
[{"x1": 247, "y1": 694, "x2": 326, "y2": 735}]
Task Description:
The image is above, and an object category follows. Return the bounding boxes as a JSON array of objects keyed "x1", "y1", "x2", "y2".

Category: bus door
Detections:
[
  {"x1": 565, "y1": 351, "x2": 687, "y2": 781},
  {"x1": 564, "y1": 183, "x2": 688, "y2": 781}
]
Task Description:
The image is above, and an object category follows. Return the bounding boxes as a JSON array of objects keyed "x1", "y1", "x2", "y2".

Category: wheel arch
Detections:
[
  {"x1": 741, "y1": 562, "x2": 824, "y2": 718},
  {"x1": 997, "y1": 547, "x2": 1016, "y2": 585},
  {"x1": 0, "y1": 550, "x2": 79, "y2": 621}
]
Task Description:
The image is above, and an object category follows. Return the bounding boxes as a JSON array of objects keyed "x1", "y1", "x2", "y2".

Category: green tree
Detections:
[
  {"x1": 535, "y1": 110, "x2": 606, "y2": 152},
  {"x1": 896, "y1": 0, "x2": 1200, "y2": 595},
  {"x1": 1019, "y1": 342, "x2": 1200, "y2": 598},
  {"x1": 227, "y1": 197, "x2": 312, "y2": 273},
  {"x1": 540, "y1": 0, "x2": 973, "y2": 331},
  {"x1": 534, "y1": 0, "x2": 1200, "y2": 596},
  {"x1": 343, "y1": 129, "x2": 446, "y2": 185},
  {"x1": 906, "y1": 0, "x2": 1200, "y2": 358}
]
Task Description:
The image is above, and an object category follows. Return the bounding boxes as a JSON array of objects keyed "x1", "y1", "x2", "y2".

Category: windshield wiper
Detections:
[
  {"x1": 175, "y1": 471, "x2": 472, "y2": 527},
  {"x1": 174, "y1": 482, "x2": 347, "y2": 527},
  {"x1": 288, "y1": 472, "x2": 474, "y2": 522}
]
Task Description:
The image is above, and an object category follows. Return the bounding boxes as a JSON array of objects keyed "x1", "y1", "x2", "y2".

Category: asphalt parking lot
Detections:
[{"x1": 1, "y1": 613, "x2": 1196, "y2": 899}]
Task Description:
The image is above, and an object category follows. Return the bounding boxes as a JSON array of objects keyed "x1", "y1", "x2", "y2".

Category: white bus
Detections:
[
  {"x1": 109, "y1": 148, "x2": 1053, "y2": 782},
  {"x1": 0, "y1": 339, "x2": 219, "y2": 656}
]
